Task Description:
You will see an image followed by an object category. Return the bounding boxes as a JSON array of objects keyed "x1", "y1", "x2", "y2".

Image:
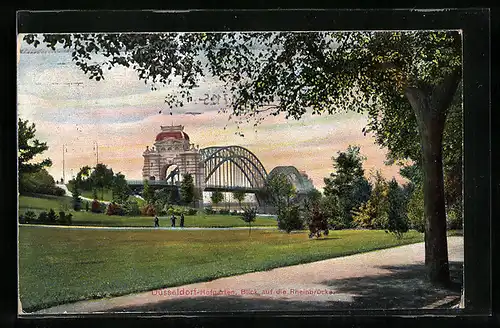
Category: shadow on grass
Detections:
[{"x1": 106, "y1": 261, "x2": 463, "y2": 312}]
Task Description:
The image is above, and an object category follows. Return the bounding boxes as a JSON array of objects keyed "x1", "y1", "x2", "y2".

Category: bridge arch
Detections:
[{"x1": 200, "y1": 146, "x2": 268, "y2": 190}]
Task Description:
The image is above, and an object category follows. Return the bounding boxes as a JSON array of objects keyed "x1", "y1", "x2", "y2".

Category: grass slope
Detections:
[{"x1": 19, "y1": 227, "x2": 423, "y2": 312}]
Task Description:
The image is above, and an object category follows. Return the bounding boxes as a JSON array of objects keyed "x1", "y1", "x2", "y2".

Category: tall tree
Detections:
[
  {"x1": 18, "y1": 118, "x2": 52, "y2": 175},
  {"x1": 180, "y1": 173, "x2": 195, "y2": 206},
  {"x1": 75, "y1": 165, "x2": 92, "y2": 190},
  {"x1": 324, "y1": 145, "x2": 371, "y2": 227},
  {"x1": 266, "y1": 172, "x2": 296, "y2": 217},
  {"x1": 111, "y1": 172, "x2": 131, "y2": 204},
  {"x1": 385, "y1": 178, "x2": 410, "y2": 238},
  {"x1": 90, "y1": 164, "x2": 114, "y2": 200},
  {"x1": 142, "y1": 179, "x2": 154, "y2": 204},
  {"x1": 25, "y1": 30, "x2": 461, "y2": 284}
]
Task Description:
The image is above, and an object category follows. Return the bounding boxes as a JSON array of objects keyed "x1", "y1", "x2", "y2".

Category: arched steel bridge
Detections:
[{"x1": 127, "y1": 145, "x2": 314, "y2": 195}]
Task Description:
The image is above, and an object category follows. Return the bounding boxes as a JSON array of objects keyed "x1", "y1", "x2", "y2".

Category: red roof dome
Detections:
[{"x1": 155, "y1": 131, "x2": 190, "y2": 141}]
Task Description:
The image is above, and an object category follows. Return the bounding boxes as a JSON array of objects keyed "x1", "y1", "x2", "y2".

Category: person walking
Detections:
[
  {"x1": 180, "y1": 213, "x2": 185, "y2": 228},
  {"x1": 154, "y1": 215, "x2": 159, "y2": 228},
  {"x1": 171, "y1": 214, "x2": 176, "y2": 227}
]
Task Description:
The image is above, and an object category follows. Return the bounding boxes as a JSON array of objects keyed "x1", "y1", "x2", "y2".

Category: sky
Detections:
[{"x1": 17, "y1": 33, "x2": 406, "y2": 192}]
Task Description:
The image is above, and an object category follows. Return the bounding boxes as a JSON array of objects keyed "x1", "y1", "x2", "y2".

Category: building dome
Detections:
[{"x1": 155, "y1": 131, "x2": 190, "y2": 141}]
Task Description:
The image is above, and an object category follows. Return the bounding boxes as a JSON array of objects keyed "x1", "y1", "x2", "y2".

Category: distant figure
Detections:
[
  {"x1": 154, "y1": 216, "x2": 159, "y2": 228},
  {"x1": 180, "y1": 213, "x2": 185, "y2": 228},
  {"x1": 171, "y1": 214, "x2": 176, "y2": 227}
]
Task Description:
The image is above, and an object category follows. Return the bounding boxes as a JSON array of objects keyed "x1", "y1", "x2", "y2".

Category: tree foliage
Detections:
[
  {"x1": 18, "y1": 118, "x2": 52, "y2": 175},
  {"x1": 352, "y1": 170, "x2": 389, "y2": 229},
  {"x1": 240, "y1": 206, "x2": 257, "y2": 236},
  {"x1": 210, "y1": 190, "x2": 224, "y2": 206},
  {"x1": 90, "y1": 163, "x2": 114, "y2": 200},
  {"x1": 408, "y1": 183, "x2": 425, "y2": 233},
  {"x1": 19, "y1": 168, "x2": 65, "y2": 196},
  {"x1": 266, "y1": 172, "x2": 296, "y2": 215},
  {"x1": 232, "y1": 189, "x2": 246, "y2": 209},
  {"x1": 142, "y1": 179, "x2": 154, "y2": 204},
  {"x1": 324, "y1": 145, "x2": 371, "y2": 227},
  {"x1": 385, "y1": 178, "x2": 410, "y2": 238},
  {"x1": 111, "y1": 172, "x2": 131, "y2": 204},
  {"x1": 180, "y1": 173, "x2": 195, "y2": 205}
]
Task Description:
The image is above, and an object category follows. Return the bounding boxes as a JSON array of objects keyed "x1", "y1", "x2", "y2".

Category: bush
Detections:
[
  {"x1": 307, "y1": 205, "x2": 329, "y2": 238},
  {"x1": 91, "y1": 200, "x2": 102, "y2": 213},
  {"x1": 21, "y1": 210, "x2": 37, "y2": 224},
  {"x1": 277, "y1": 205, "x2": 304, "y2": 233},
  {"x1": 186, "y1": 208, "x2": 198, "y2": 216},
  {"x1": 106, "y1": 202, "x2": 125, "y2": 216},
  {"x1": 47, "y1": 208, "x2": 58, "y2": 223},
  {"x1": 165, "y1": 206, "x2": 185, "y2": 216},
  {"x1": 141, "y1": 204, "x2": 157, "y2": 216},
  {"x1": 54, "y1": 186, "x2": 66, "y2": 196},
  {"x1": 99, "y1": 202, "x2": 107, "y2": 213},
  {"x1": 204, "y1": 206, "x2": 215, "y2": 215},
  {"x1": 58, "y1": 211, "x2": 66, "y2": 224},
  {"x1": 57, "y1": 211, "x2": 72, "y2": 225},
  {"x1": 123, "y1": 200, "x2": 141, "y2": 216},
  {"x1": 37, "y1": 211, "x2": 49, "y2": 223},
  {"x1": 218, "y1": 209, "x2": 230, "y2": 215},
  {"x1": 85, "y1": 201, "x2": 90, "y2": 212}
]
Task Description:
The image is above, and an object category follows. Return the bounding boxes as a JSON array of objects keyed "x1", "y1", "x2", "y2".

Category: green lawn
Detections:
[
  {"x1": 80, "y1": 188, "x2": 113, "y2": 201},
  {"x1": 19, "y1": 226, "x2": 424, "y2": 312},
  {"x1": 19, "y1": 195, "x2": 276, "y2": 228}
]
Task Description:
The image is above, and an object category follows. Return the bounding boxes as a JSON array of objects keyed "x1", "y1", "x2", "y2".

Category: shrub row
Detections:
[
  {"x1": 19, "y1": 209, "x2": 73, "y2": 225},
  {"x1": 204, "y1": 207, "x2": 242, "y2": 216}
]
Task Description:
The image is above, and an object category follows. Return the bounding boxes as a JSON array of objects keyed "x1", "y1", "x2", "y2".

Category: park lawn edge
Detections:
[{"x1": 22, "y1": 232, "x2": 424, "y2": 313}]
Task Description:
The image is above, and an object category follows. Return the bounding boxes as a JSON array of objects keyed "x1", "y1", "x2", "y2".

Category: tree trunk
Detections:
[{"x1": 404, "y1": 70, "x2": 461, "y2": 285}]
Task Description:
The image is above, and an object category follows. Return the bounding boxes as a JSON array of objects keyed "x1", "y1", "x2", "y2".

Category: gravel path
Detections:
[{"x1": 31, "y1": 237, "x2": 463, "y2": 314}]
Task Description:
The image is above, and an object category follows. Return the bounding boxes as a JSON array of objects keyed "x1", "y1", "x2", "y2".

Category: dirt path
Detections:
[{"x1": 31, "y1": 237, "x2": 463, "y2": 313}]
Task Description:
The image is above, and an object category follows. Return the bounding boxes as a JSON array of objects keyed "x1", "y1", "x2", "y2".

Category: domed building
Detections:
[{"x1": 142, "y1": 125, "x2": 205, "y2": 190}]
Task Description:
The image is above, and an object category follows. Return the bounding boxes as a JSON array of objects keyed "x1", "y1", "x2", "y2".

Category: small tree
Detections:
[
  {"x1": 240, "y1": 206, "x2": 257, "y2": 236},
  {"x1": 278, "y1": 204, "x2": 303, "y2": 233},
  {"x1": 385, "y1": 178, "x2": 410, "y2": 238},
  {"x1": 211, "y1": 190, "x2": 224, "y2": 208},
  {"x1": 232, "y1": 189, "x2": 246, "y2": 209},
  {"x1": 408, "y1": 183, "x2": 425, "y2": 233}
]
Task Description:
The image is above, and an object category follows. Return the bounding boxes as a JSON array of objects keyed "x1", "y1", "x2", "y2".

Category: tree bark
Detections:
[{"x1": 404, "y1": 69, "x2": 461, "y2": 285}]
